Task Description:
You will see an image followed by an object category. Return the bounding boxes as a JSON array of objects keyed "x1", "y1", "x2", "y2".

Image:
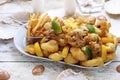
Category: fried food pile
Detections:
[{"x1": 25, "y1": 12, "x2": 118, "y2": 67}]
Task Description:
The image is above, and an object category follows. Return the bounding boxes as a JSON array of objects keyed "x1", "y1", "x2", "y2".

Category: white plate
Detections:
[
  {"x1": 104, "y1": 0, "x2": 120, "y2": 15},
  {"x1": 14, "y1": 27, "x2": 114, "y2": 69},
  {"x1": 13, "y1": 9, "x2": 115, "y2": 69}
]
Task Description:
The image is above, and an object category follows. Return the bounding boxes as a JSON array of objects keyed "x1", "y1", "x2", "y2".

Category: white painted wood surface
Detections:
[{"x1": 0, "y1": 0, "x2": 120, "y2": 80}]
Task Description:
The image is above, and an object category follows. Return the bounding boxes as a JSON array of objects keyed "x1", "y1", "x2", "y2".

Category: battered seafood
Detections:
[{"x1": 25, "y1": 12, "x2": 118, "y2": 67}]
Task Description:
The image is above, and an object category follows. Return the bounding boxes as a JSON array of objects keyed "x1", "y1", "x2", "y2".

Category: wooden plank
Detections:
[
  {"x1": 0, "y1": 62, "x2": 120, "y2": 80},
  {"x1": 0, "y1": 0, "x2": 32, "y2": 13},
  {"x1": 0, "y1": 40, "x2": 40, "y2": 61},
  {"x1": 0, "y1": 51, "x2": 42, "y2": 61},
  {"x1": 14, "y1": 0, "x2": 33, "y2": 13}
]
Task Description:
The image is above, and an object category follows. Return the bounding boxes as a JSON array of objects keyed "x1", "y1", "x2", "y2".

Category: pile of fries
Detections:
[
  {"x1": 25, "y1": 12, "x2": 118, "y2": 67},
  {"x1": 27, "y1": 12, "x2": 51, "y2": 37}
]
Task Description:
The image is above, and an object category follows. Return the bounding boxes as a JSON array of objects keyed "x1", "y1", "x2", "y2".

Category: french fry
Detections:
[
  {"x1": 30, "y1": 13, "x2": 32, "y2": 19},
  {"x1": 30, "y1": 13, "x2": 33, "y2": 19},
  {"x1": 32, "y1": 13, "x2": 48, "y2": 34},
  {"x1": 34, "y1": 11, "x2": 41, "y2": 19},
  {"x1": 27, "y1": 12, "x2": 41, "y2": 36},
  {"x1": 27, "y1": 19, "x2": 38, "y2": 36},
  {"x1": 27, "y1": 27, "x2": 31, "y2": 36},
  {"x1": 32, "y1": 19, "x2": 42, "y2": 35},
  {"x1": 27, "y1": 20, "x2": 35, "y2": 36},
  {"x1": 34, "y1": 27, "x2": 45, "y2": 37},
  {"x1": 30, "y1": 13, "x2": 35, "y2": 20},
  {"x1": 34, "y1": 16, "x2": 51, "y2": 36},
  {"x1": 31, "y1": 19, "x2": 39, "y2": 29},
  {"x1": 30, "y1": 12, "x2": 40, "y2": 20},
  {"x1": 40, "y1": 15, "x2": 50, "y2": 27}
]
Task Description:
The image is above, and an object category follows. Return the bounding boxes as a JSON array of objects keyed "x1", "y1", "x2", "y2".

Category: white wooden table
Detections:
[{"x1": 0, "y1": 0, "x2": 120, "y2": 80}]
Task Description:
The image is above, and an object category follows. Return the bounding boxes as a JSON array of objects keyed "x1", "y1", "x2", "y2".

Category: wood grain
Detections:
[
  {"x1": 0, "y1": 62, "x2": 120, "y2": 80},
  {"x1": 0, "y1": 0, "x2": 120, "y2": 80}
]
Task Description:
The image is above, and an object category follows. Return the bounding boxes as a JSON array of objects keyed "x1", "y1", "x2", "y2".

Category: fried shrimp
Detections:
[
  {"x1": 105, "y1": 43, "x2": 115, "y2": 52},
  {"x1": 85, "y1": 33, "x2": 101, "y2": 43},
  {"x1": 80, "y1": 57, "x2": 104, "y2": 67},
  {"x1": 88, "y1": 42, "x2": 102, "y2": 57},
  {"x1": 70, "y1": 47, "x2": 87, "y2": 61},
  {"x1": 83, "y1": 15, "x2": 96, "y2": 25},
  {"x1": 65, "y1": 29, "x2": 87, "y2": 48},
  {"x1": 105, "y1": 53, "x2": 116, "y2": 62},
  {"x1": 41, "y1": 40, "x2": 59, "y2": 53}
]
